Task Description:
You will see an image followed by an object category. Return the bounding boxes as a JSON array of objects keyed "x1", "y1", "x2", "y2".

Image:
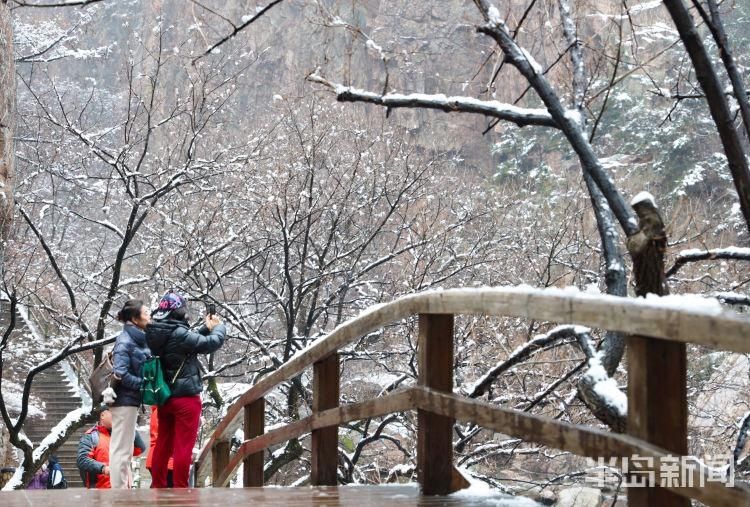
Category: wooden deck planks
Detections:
[{"x1": 0, "y1": 485, "x2": 541, "y2": 506}]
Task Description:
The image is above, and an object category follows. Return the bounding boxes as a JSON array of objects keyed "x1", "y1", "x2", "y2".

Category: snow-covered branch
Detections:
[
  {"x1": 468, "y1": 324, "x2": 589, "y2": 399},
  {"x1": 1, "y1": 407, "x2": 92, "y2": 490},
  {"x1": 577, "y1": 352, "x2": 627, "y2": 432},
  {"x1": 308, "y1": 73, "x2": 558, "y2": 128},
  {"x1": 473, "y1": 0, "x2": 638, "y2": 236},
  {"x1": 667, "y1": 247, "x2": 750, "y2": 278},
  {"x1": 16, "y1": 205, "x2": 93, "y2": 339},
  {"x1": 556, "y1": 0, "x2": 627, "y2": 375},
  {"x1": 711, "y1": 292, "x2": 750, "y2": 307}
]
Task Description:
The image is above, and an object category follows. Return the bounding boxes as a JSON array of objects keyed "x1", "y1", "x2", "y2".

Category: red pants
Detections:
[{"x1": 150, "y1": 395, "x2": 202, "y2": 488}]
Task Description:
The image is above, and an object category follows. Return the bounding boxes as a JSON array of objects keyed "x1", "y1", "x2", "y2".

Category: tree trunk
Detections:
[
  {"x1": 626, "y1": 195, "x2": 689, "y2": 507},
  {"x1": 0, "y1": 0, "x2": 15, "y2": 275}
]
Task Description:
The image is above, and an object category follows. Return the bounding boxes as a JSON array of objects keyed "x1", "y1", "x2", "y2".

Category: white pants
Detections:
[{"x1": 109, "y1": 405, "x2": 138, "y2": 489}]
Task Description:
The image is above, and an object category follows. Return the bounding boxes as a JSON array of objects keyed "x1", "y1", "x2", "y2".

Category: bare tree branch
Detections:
[
  {"x1": 557, "y1": 0, "x2": 626, "y2": 375},
  {"x1": 17, "y1": 205, "x2": 93, "y2": 339},
  {"x1": 10, "y1": 0, "x2": 103, "y2": 7},
  {"x1": 468, "y1": 325, "x2": 583, "y2": 399},
  {"x1": 194, "y1": 0, "x2": 286, "y2": 62},
  {"x1": 663, "y1": 0, "x2": 750, "y2": 233},
  {"x1": 694, "y1": 0, "x2": 750, "y2": 142}
]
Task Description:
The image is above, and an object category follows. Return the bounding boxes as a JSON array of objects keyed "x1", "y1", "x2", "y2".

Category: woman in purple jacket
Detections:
[{"x1": 26, "y1": 464, "x2": 47, "y2": 489}]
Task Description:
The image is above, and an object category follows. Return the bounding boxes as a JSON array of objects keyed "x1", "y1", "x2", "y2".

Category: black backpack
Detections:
[{"x1": 46, "y1": 457, "x2": 67, "y2": 489}]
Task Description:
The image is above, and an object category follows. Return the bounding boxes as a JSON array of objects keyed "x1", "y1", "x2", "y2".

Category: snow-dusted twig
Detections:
[
  {"x1": 459, "y1": 442, "x2": 541, "y2": 468},
  {"x1": 203, "y1": 355, "x2": 246, "y2": 380},
  {"x1": 313, "y1": 0, "x2": 389, "y2": 86}
]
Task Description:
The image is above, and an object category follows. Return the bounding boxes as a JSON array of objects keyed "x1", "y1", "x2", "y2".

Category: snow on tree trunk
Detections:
[{"x1": 0, "y1": 0, "x2": 14, "y2": 274}]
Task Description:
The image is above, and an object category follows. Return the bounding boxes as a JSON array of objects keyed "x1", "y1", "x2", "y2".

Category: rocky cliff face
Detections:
[{"x1": 14, "y1": 0, "x2": 505, "y2": 171}]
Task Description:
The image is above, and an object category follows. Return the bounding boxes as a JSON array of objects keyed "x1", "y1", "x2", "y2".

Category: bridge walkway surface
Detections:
[{"x1": 0, "y1": 484, "x2": 542, "y2": 506}]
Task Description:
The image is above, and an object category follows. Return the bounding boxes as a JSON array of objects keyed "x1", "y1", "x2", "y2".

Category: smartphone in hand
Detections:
[{"x1": 207, "y1": 303, "x2": 216, "y2": 316}]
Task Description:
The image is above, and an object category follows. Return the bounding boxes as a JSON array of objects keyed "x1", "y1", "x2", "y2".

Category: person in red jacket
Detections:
[
  {"x1": 76, "y1": 407, "x2": 146, "y2": 488},
  {"x1": 145, "y1": 406, "x2": 174, "y2": 487}
]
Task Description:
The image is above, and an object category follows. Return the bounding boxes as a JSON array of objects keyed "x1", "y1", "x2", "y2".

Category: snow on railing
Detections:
[{"x1": 198, "y1": 285, "x2": 750, "y2": 506}]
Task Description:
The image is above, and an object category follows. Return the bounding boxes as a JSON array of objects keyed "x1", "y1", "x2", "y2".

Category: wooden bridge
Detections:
[{"x1": 5, "y1": 287, "x2": 750, "y2": 506}]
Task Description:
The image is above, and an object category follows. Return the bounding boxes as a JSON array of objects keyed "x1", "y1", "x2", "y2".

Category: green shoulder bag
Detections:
[{"x1": 141, "y1": 356, "x2": 171, "y2": 406}]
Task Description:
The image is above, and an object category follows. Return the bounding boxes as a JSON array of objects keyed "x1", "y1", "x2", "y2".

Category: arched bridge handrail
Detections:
[
  {"x1": 196, "y1": 286, "x2": 750, "y2": 483},
  {"x1": 212, "y1": 386, "x2": 750, "y2": 505}
]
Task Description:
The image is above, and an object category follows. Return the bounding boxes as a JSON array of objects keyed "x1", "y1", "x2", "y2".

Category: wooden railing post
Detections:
[
  {"x1": 417, "y1": 313, "x2": 455, "y2": 496},
  {"x1": 627, "y1": 337, "x2": 688, "y2": 506},
  {"x1": 311, "y1": 352, "x2": 339, "y2": 485},
  {"x1": 211, "y1": 440, "x2": 230, "y2": 487},
  {"x1": 627, "y1": 195, "x2": 689, "y2": 507},
  {"x1": 243, "y1": 398, "x2": 265, "y2": 487}
]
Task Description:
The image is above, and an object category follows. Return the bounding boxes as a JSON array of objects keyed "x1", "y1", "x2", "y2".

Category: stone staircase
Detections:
[
  {"x1": 1, "y1": 300, "x2": 91, "y2": 488},
  {"x1": 2, "y1": 301, "x2": 155, "y2": 489},
  {"x1": 23, "y1": 365, "x2": 89, "y2": 488}
]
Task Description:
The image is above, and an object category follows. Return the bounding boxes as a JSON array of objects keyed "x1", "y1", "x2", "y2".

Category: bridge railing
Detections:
[{"x1": 196, "y1": 287, "x2": 750, "y2": 507}]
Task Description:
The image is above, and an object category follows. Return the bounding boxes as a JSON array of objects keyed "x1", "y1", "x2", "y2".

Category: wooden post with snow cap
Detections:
[{"x1": 626, "y1": 191, "x2": 689, "y2": 507}]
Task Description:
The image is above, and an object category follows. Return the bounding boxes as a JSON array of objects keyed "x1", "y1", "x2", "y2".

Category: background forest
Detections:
[{"x1": 0, "y1": 0, "x2": 749, "y2": 503}]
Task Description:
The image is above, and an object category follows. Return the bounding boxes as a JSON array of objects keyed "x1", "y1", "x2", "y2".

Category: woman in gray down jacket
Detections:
[
  {"x1": 146, "y1": 291, "x2": 225, "y2": 488},
  {"x1": 109, "y1": 299, "x2": 151, "y2": 488}
]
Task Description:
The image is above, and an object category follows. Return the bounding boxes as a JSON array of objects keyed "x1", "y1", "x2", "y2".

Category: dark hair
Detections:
[
  {"x1": 116, "y1": 299, "x2": 144, "y2": 323},
  {"x1": 169, "y1": 307, "x2": 188, "y2": 322}
]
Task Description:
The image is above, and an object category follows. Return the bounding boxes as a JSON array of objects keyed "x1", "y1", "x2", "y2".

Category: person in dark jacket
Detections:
[
  {"x1": 146, "y1": 291, "x2": 225, "y2": 488},
  {"x1": 109, "y1": 299, "x2": 151, "y2": 488},
  {"x1": 77, "y1": 407, "x2": 146, "y2": 488},
  {"x1": 46, "y1": 455, "x2": 66, "y2": 489}
]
